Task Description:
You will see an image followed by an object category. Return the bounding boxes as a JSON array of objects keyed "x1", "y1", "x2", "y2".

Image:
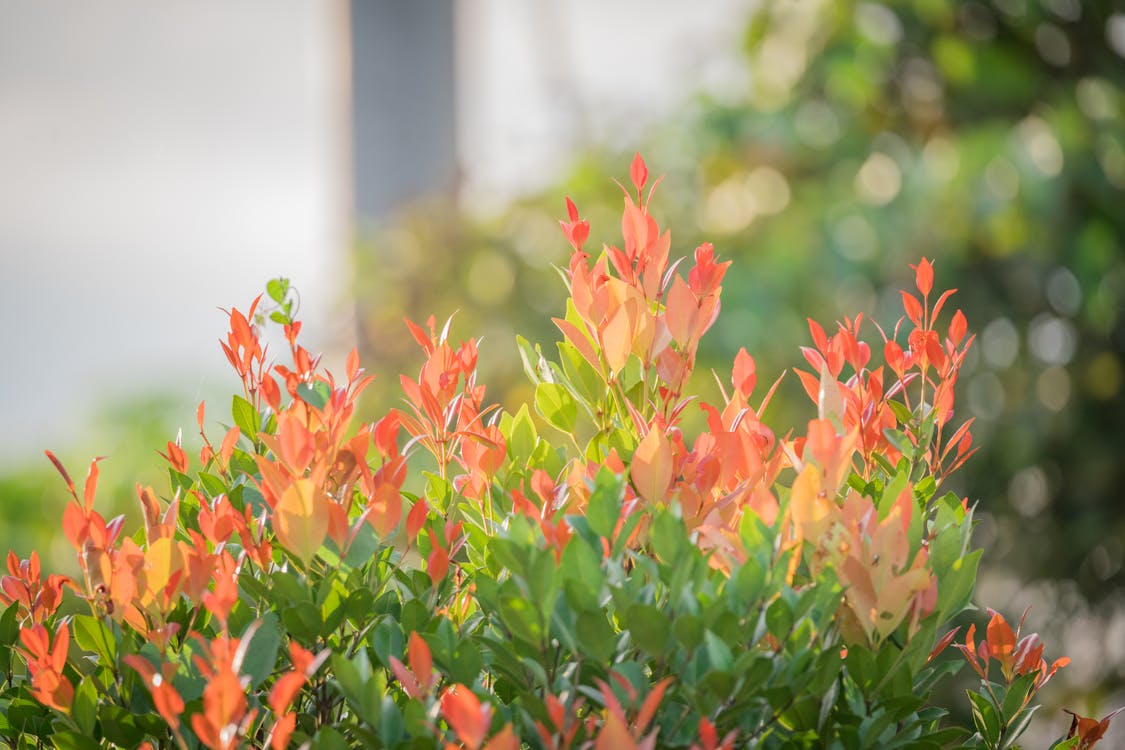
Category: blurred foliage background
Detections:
[
  {"x1": 356, "y1": 0, "x2": 1125, "y2": 738},
  {"x1": 3, "y1": 0, "x2": 1123, "y2": 742}
]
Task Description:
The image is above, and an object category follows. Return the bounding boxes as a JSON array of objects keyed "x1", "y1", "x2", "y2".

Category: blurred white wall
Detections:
[
  {"x1": 0, "y1": 2, "x2": 351, "y2": 466},
  {"x1": 457, "y1": 0, "x2": 754, "y2": 213},
  {"x1": 0, "y1": 0, "x2": 754, "y2": 467}
]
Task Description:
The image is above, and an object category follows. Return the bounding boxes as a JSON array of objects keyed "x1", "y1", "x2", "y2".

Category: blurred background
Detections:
[{"x1": 1, "y1": 0, "x2": 1123, "y2": 743}]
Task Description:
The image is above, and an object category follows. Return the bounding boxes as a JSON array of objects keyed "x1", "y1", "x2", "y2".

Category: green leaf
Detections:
[
  {"x1": 314, "y1": 726, "x2": 351, "y2": 750},
  {"x1": 576, "y1": 610, "x2": 616, "y2": 661},
  {"x1": 400, "y1": 599, "x2": 431, "y2": 635},
  {"x1": 378, "y1": 696, "x2": 405, "y2": 746},
  {"x1": 650, "y1": 508, "x2": 686, "y2": 564},
  {"x1": 506, "y1": 404, "x2": 538, "y2": 464},
  {"x1": 586, "y1": 469, "x2": 623, "y2": 539},
  {"x1": 704, "y1": 630, "x2": 733, "y2": 671},
  {"x1": 886, "y1": 399, "x2": 914, "y2": 425},
  {"x1": 240, "y1": 614, "x2": 281, "y2": 688},
  {"x1": 267, "y1": 277, "x2": 290, "y2": 304},
  {"x1": 71, "y1": 615, "x2": 115, "y2": 669},
  {"x1": 560, "y1": 539, "x2": 603, "y2": 612},
  {"x1": 1000, "y1": 673, "x2": 1038, "y2": 724},
  {"x1": 330, "y1": 651, "x2": 383, "y2": 726},
  {"x1": 231, "y1": 395, "x2": 259, "y2": 438},
  {"x1": 625, "y1": 604, "x2": 669, "y2": 653},
  {"x1": 371, "y1": 617, "x2": 405, "y2": 667},
  {"x1": 280, "y1": 601, "x2": 322, "y2": 643},
  {"x1": 882, "y1": 428, "x2": 915, "y2": 464},
  {"x1": 70, "y1": 678, "x2": 98, "y2": 736},
  {"x1": 0, "y1": 601, "x2": 19, "y2": 644},
  {"x1": 967, "y1": 690, "x2": 1002, "y2": 746},
  {"x1": 517, "y1": 335, "x2": 548, "y2": 385},
  {"x1": 766, "y1": 597, "x2": 794, "y2": 642},
  {"x1": 97, "y1": 705, "x2": 144, "y2": 747},
  {"x1": 731, "y1": 558, "x2": 767, "y2": 610},
  {"x1": 535, "y1": 381, "x2": 578, "y2": 433},
  {"x1": 49, "y1": 733, "x2": 99, "y2": 750},
  {"x1": 296, "y1": 381, "x2": 330, "y2": 410},
  {"x1": 197, "y1": 471, "x2": 228, "y2": 498},
  {"x1": 449, "y1": 641, "x2": 483, "y2": 685},
  {"x1": 500, "y1": 594, "x2": 544, "y2": 646},
  {"x1": 674, "y1": 614, "x2": 703, "y2": 650},
  {"x1": 999, "y1": 706, "x2": 1039, "y2": 750}
]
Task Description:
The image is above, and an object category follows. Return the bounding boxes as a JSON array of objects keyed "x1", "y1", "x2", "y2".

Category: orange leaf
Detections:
[
  {"x1": 602, "y1": 305, "x2": 633, "y2": 374},
  {"x1": 270, "y1": 713, "x2": 297, "y2": 750},
  {"x1": 409, "y1": 631, "x2": 434, "y2": 692},
  {"x1": 901, "y1": 291, "x2": 923, "y2": 326},
  {"x1": 595, "y1": 709, "x2": 636, "y2": 750},
  {"x1": 83, "y1": 457, "x2": 105, "y2": 511},
  {"x1": 731, "y1": 348, "x2": 757, "y2": 397},
  {"x1": 274, "y1": 479, "x2": 330, "y2": 564},
  {"x1": 219, "y1": 426, "x2": 241, "y2": 466},
  {"x1": 665, "y1": 275, "x2": 698, "y2": 347},
  {"x1": 483, "y1": 724, "x2": 519, "y2": 750},
  {"x1": 441, "y1": 684, "x2": 489, "y2": 750},
  {"x1": 949, "y1": 309, "x2": 967, "y2": 346},
  {"x1": 630, "y1": 153, "x2": 648, "y2": 193},
  {"x1": 630, "y1": 426, "x2": 673, "y2": 505}
]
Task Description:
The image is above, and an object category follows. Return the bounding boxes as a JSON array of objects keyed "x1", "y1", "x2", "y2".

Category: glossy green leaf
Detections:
[
  {"x1": 535, "y1": 381, "x2": 578, "y2": 433},
  {"x1": 240, "y1": 614, "x2": 281, "y2": 688}
]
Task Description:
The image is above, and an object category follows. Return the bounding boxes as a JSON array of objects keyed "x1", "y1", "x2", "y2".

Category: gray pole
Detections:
[{"x1": 348, "y1": 0, "x2": 457, "y2": 227}]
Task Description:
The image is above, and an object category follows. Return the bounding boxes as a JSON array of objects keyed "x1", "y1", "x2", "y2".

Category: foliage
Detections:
[
  {"x1": 0, "y1": 158, "x2": 1106, "y2": 749},
  {"x1": 355, "y1": 0, "x2": 1125, "y2": 727}
]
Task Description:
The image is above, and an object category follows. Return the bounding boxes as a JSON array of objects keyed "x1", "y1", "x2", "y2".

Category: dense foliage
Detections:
[
  {"x1": 355, "y1": 1, "x2": 1125, "y2": 728},
  {"x1": 0, "y1": 159, "x2": 1108, "y2": 749}
]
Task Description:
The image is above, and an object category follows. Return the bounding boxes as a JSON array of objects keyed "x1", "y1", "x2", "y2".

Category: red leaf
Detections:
[
  {"x1": 949, "y1": 309, "x2": 967, "y2": 346},
  {"x1": 44, "y1": 451, "x2": 77, "y2": 500},
  {"x1": 901, "y1": 291, "x2": 923, "y2": 326},
  {"x1": 912, "y1": 257, "x2": 934, "y2": 297},
  {"x1": 406, "y1": 498, "x2": 429, "y2": 542},
  {"x1": 389, "y1": 656, "x2": 423, "y2": 700},
  {"x1": 634, "y1": 676, "x2": 673, "y2": 735}
]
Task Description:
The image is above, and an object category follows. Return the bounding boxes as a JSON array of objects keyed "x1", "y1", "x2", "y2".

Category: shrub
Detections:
[{"x1": 0, "y1": 156, "x2": 1105, "y2": 749}]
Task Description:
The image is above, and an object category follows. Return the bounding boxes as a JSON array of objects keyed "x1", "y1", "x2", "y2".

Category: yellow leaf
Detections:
[
  {"x1": 789, "y1": 464, "x2": 836, "y2": 545},
  {"x1": 275, "y1": 478, "x2": 330, "y2": 564},
  {"x1": 141, "y1": 537, "x2": 183, "y2": 608}
]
